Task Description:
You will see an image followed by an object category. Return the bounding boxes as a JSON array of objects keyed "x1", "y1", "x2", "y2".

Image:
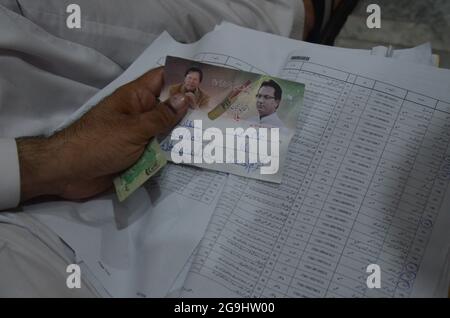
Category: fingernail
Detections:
[{"x1": 169, "y1": 95, "x2": 187, "y2": 111}]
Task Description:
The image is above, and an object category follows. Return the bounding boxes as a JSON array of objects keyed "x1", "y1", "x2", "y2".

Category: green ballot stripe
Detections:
[{"x1": 114, "y1": 138, "x2": 167, "y2": 202}]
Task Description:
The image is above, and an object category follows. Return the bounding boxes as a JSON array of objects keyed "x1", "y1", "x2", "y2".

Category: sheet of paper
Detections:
[
  {"x1": 24, "y1": 164, "x2": 226, "y2": 297},
  {"x1": 390, "y1": 43, "x2": 435, "y2": 66},
  {"x1": 370, "y1": 43, "x2": 436, "y2": 67},
  {"x1": 180, "y1": 25, "x2": 450, "y2": 298},
  {"x1": 32, "y1": 22, "x2": 449, "y2": 297},
  {"x1": 166, "y1": 244, "x2": 199, "y2": 298}
]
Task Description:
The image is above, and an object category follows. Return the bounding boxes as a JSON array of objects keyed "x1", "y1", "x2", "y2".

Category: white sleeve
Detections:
[
  {"x1": 11, "y1": 0, "x2": 304, "y2": 67},
  {"x1": 0, "y1": 139, "x2": 21, "y2": 210}
]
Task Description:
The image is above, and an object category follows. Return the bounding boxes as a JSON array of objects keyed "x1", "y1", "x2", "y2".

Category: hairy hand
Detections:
[{"x1": 18, "y1": 67, "x2": 188, "y2": 201}]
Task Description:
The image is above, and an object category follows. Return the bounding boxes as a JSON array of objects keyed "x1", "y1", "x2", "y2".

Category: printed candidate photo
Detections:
[{"x1": 160, "y1": 56, "x2": 304, "y2": 136}]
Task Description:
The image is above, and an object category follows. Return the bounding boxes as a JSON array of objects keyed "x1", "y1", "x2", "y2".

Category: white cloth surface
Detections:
[
  {"x1": 0, "y1": 212, "x2": 100, "y2": 297},
  {"x1": 0, "y1": 0, "x2": 304, "y2": 296}
]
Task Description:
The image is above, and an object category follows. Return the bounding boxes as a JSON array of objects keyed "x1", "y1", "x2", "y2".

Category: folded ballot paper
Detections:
[{"x1": 31, "y1": 22, "x2": 450, "y2": 298}]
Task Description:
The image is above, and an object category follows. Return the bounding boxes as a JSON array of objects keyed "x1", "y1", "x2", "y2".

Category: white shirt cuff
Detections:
[{"x1": 0, "y1": 139, "x2": 21, "y2": 210}]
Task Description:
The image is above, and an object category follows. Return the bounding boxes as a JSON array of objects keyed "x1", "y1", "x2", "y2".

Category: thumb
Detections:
[
  {"x1": 112, "y1": 67, "x2": 164, "y2": 114},
  {"x1": 137, "y1": 94, "x2": 189, "y2": 138},
  {"x1": 133, "y1": 67, "x2": 164, "y2": 96}
]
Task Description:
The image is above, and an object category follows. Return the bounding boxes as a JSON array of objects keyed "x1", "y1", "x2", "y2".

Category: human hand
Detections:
[{"x1": 17, "y1": 67, "x2": 189, "y2": 202}]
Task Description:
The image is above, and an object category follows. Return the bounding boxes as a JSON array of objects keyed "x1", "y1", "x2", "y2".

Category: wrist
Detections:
[{"x1": 17, "y1": 136, "x2": 68, "y2": 201}]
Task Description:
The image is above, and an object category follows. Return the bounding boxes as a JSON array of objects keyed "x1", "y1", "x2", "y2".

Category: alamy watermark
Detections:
[
  {"x1": 170, "y1": 120, "x2": 280, "y2": 175},
  {"x1": 66, "y1": 4, "x2": 81, "y2": 29},
  {"x1": 366, "y1": 264, "x2": 381, "y2": 289},
  {"x1": 366, "y1": 4, "x2": 381, "y2": 29},
  {"x1": 66, "y1": 264, "x2": 81, "y2": 289}
]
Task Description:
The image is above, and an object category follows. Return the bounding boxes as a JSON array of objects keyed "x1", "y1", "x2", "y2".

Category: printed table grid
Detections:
[{"x1": 186, "y1": 59, "x2": 450, "y2": 298}]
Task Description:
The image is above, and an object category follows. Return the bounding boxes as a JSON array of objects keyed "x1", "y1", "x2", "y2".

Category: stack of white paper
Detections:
[{"x1": 26, "y1": 22, "x2": 450, "y2": 298}]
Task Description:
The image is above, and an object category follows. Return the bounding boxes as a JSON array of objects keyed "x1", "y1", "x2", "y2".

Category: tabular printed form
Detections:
[{"x1": 181, "y1": 56, "x2": 450, "y2": 298}]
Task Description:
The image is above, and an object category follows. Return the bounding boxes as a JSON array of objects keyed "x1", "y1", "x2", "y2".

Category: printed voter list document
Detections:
[
  {"x1": 36, "y1": 23, "x2": 383, "y2": 297},
  {"x1": 179, "y1": 25, "x2": 450, "y2": 298},
  {"x1": 29, "y1": 22, "x2": 449, "y2": 297}
]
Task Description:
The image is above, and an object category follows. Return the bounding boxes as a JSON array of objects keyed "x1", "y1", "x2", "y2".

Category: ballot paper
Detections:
[{"x1": 34, "y1": 22, "x2": 450, "y2": 298}]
